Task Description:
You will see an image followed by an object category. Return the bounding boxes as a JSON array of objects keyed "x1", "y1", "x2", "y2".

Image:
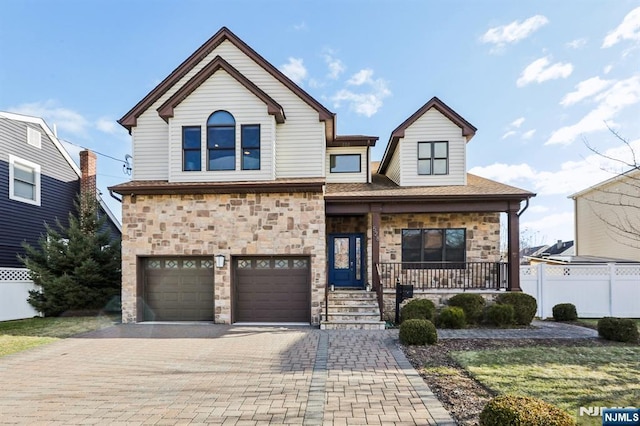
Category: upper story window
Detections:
[
  {"x1": 182, "y1": 126, "x2": 201, "y2": 171},
  {"x1": 207, "y1": 111, "x2": 235, "y2": 171},
  {"x1": 8, "y1": 154, "x2": 41, "y2": 206},
  {"x1": 241, "y1": 125, "x2": 260, "y2": 170},
  {"x1": 330, "y1": 154, "x2": 361, "y2": 173},
  {"x1": 418, "y1": 141, "x2": 448, "y2": 175},
  {"x1": 402, "y1": 228, "x2": 465, "y2": 266}
]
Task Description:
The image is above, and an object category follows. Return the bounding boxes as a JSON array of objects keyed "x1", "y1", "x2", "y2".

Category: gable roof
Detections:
[
  {"x1": 119, "y1": 27, "x2": 334, "y2": 133},
  {"x1": 0, "y1": 111, "x2": 122, "y2": 233},
  {"x1": 378, "y1": 97, "x2": 477, "y2": 174},
  {"x1": 157, "y1": 56, "x2": 285, "y2": 124},
  {"x1": 569, "y1": 168, "x2": 640, "y2": 199}
]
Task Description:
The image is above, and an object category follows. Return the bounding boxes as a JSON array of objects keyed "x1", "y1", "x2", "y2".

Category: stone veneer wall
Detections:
[
  {"x1": 379, "y1": 212, "x2": 501, "y2": 263},
  {"x1": 120, "y1": 192, "x2": 326, "y2": 324}
]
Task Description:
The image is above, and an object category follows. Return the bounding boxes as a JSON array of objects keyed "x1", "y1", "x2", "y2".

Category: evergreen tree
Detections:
[{"x1": 21, "y1": 193, "x2": 121, "y2": 316}]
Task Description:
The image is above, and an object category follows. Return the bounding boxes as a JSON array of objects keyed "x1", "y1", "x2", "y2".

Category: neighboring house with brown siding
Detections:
[
  {"x1": 570, "y1": 169, "x2": 640, "y2": 262},
  {"x1": 110, "y1": 27, "x2": 534, "y2": 327}
]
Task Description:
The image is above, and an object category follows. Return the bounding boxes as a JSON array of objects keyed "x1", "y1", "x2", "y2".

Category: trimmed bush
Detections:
[
  {"x1": 400, "y1": 298, "x2": 436, "y2": 323},
  {"x1": 437, "y1": 306, "x2": 466, "y2": 329},
  {"x1": 486, "y1": 304, "x2": 515, "y2": 327},
  {"x1": 399, "y1": 319, "x2": 438, "y2": 345},
  {"x1": 552, "y1": 303, "x2": 578, "y2": 322},
  {"x1": 496, "y1": 293, "x2": 537, "y2": 325},
  {"x1": 598, "y1": 317, "x2": 639, "y2": 343},
  {"x1": 480, "y1": 394, "x2": 576, "y2": 426},
  {"x1": 448, "y1": 293, "x2": 485, "y2": 324}
]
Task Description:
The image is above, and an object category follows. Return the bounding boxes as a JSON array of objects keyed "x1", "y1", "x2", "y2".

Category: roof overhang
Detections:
[
  {"x1": 157, "y1": 56, "x2": 285, "y2": 124},
  {"x1": 328, "y1": 135, "x2": 378, "y2": 147},
  {"x1": 109, "y1": 178, "x2": 325, "y2": 196}
]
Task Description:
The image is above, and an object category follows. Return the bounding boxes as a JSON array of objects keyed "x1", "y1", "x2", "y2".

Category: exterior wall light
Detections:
[{"x1": 215, "y1": 254, "x2": 226, "y2": 268}]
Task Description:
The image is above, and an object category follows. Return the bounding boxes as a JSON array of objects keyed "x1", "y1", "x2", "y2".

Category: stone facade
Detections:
[
  {"x1": 379, "y1": 212, "x2": 501, "y2": 263},
  {"x1": 121, "y1": 191, "x2": 326, "y2": 324}
]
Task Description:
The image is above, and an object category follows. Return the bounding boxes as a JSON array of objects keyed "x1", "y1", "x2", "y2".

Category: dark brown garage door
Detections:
[
  {"x1": 144, "y1": 257, "x2": 214, "y2": 321},
  {"x1": 234, "y1": 256, "x2": 310, "y2": 323}
]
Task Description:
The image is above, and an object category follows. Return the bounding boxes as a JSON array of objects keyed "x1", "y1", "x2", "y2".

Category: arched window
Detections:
[{"x1": 207, "y1": 111, "x2": 235, "y2": 170}]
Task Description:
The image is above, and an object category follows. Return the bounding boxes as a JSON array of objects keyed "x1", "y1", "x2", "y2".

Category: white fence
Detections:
[
  {"x1": 521, "y1": 263, "x2": 640, "y2": 319},
  {"x1": 0, "y1": 268, "x2": 40, "y2": 321}
]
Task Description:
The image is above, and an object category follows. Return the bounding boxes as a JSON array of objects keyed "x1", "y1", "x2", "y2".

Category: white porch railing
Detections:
[
  {"x1": 0, "y1": 268, "x2": 40, "y2": 321},
  {"x1": 521, "y1": 263, "x2": 640, "y2": 319}
]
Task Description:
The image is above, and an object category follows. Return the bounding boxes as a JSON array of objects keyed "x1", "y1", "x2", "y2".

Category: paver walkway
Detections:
[{"x1": 0, "y1": 324, "x2": 454, "y2": 425}]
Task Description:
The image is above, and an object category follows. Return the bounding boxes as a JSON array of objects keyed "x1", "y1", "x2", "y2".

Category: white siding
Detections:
[
  {"x1": 132, "y1": 112, "x2": 168, "y2": 180},
  {"x1": 325, "y1": 147, "x2": 368, "y2": 183},
  {"x1": 131, "y1": 39, "x2": 325, "y2": 182},
  {"x1": 386, "y1": 148, "x2": 401, "y2": 185},
  {"x1": 398, "y1": 108, "x2": 466, "y2": 186},
  {"x1": 168, "y1": 70, "x2": 275, "y2": 182},
  {"x1": 575, "y1": 190, "x2": 640, "y2": 262}
]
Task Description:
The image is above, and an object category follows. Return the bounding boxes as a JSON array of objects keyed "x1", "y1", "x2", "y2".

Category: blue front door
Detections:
[{"x1": 328, "y1": 233, "x2": 365, "y2": 288}]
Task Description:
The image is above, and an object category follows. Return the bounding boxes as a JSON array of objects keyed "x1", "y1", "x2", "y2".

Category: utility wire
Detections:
[{"x1": 60, "y1": 138, "x2": 130, "y2": 165}]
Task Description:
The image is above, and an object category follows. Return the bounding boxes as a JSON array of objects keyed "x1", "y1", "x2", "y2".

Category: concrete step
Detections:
[
  {"x1": 325, "y1": 305, "x2": 379, "y2": 313},
  {"x1": 325, "y1": 313, "x2": 381, "y2": 322},
  {"x1": 320, "y1": 320, "x2": 386, "y2": 330}
]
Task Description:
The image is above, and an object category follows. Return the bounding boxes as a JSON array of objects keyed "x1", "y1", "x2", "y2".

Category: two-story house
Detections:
[
  {"x1": 111, "y1": 27, "x2": 534, "y2": 327},
  {"x1": 0, "y1": 112, "x2": 121, "y2": 269}
]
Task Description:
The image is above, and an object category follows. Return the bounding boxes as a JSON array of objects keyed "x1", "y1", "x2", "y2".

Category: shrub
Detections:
[
  {"x1": 552, "y1": 303, "x2": 578, "y2": 322},
  {"x1": 597, "y1": 317, "x2": 639, "y2": 343},
  {"x1": 496, "y1": 293, "x2": 537, "y2": 325},
  {"x1": 486, "y1": 304, "x2": 515, "y2": 327},
  {"x1": 448, "y1": 293, "x2": 485, "y2": 324},
  {"x1": 400, "y1": 298, "x2": 436, "y2": 323},
  {"x1": 437, "y1": 306, "x2": 466, "y2": 329},
  {"x1": 399, "y1": 319, "x2": 438, "y2": 345},
  {"x1": 480, "y1": 394, "x2": 576, "y2": 426}
]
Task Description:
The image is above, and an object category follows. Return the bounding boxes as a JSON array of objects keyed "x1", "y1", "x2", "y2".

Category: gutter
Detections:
[
  {"x1": 109, "y1": 189, "x2": 123, "y2": 203},
  {"x1": 517, "y1": 198, "x2": 529, "y2": 217}
]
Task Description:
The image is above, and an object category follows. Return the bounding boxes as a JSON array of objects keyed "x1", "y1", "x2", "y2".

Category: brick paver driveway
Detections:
[{"x1": 0, "y1": 325, "x2": 453, "y2": 425}]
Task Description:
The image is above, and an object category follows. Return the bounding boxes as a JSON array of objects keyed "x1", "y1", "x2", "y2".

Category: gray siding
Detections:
[{"x1": 0, "y1": 118, "x2": 81, "y2": 267}]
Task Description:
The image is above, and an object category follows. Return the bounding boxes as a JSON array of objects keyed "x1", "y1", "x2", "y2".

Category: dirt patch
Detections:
[{"x1": 402, "y1": 338, "x2": 615, "y2": 425}]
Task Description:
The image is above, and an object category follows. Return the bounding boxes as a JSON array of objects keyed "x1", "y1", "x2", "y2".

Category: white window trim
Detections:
[{"x1": 8, "y1": 154, "x2": 41, "y2": 206}]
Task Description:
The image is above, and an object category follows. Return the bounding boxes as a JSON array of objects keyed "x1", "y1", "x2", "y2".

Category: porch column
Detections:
[
  {"x1": 371, "y1": 204, "x2": 381, "y2": 266},
  {"x1": 507, "y1": 203, "x2": 522, "y2": 292}
]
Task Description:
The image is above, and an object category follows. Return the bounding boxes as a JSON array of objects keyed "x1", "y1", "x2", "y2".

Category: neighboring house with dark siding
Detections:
[{"x1": 0, "y1": 111, "x2": 121, "y2": 268}]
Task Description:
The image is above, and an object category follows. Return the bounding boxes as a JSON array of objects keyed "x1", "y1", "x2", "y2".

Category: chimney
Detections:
[{"x1": 79, "y1": 150, "x2": 97, "y2": 203}]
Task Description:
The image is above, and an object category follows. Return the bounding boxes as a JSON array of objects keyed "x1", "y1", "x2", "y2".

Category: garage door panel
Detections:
[
  {"x1": 235, "y1": 257, "x2": 310, "y2": 323},
  {"x1": 144, "y1": 257, "x2": 214, "y2": 321}
]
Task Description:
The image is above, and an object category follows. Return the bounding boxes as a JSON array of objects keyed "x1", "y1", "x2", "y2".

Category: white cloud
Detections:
[
  {"x1": 560, "y1": 76, "x2": 614, "y2": 107},
  {"x1": 521, "y1": 212, "x2": 574, "y2": 237},
  {"x1": 95, "y1": 117, "x2": 120, "y2": 134},
  {"x1": 502, "y1": 130, "x2": 517, "y2": 139},
  {"x1": 528, "y1": 205, "x2": 550, "y2": 213},
  {"x1": 547, "y1": 75, "x2": 640, "y2": 145},
  {"x1": 481, "y1": 15, "x2": 549, "y2": 47},
  {"x1": 522, "y1": 129, "x2": 536, "y2": 140},
  {"x1": 280, "y1": 57, "x2": 308, "y2": 85},
  {"x1": 471, "y1": 137, "x2": 640, "y2": 197},
  {"x1": 332, "y1": 69, "x2": 391, "y2": 117},
  {"x1": 602, "y1": 6, "x2": 640, "y2": 48},
  {"x1": 293, "y1": 22, "x2": 307, "y2": 31},
  {"x1": 9, "y1": 100, "x2": 90, "y2": 136},
  {"x1": 517, "y1": 56, "x2": 573, "y2": 87},
  {"x1": 347, "y1": 69, "x2": 375, "y2": 86},
  {"x1": 604, "y1": 64, "x2": 613, "y2": 74},
  {"x1": 510, "y1": 117, "x2": 525, "y2": 128},
  {"x1": 566, "y1": 38, "x2": 587, "y2": 49},
  {"x1": 323, "y1": 50, "x2": 345, "y2": 80}
]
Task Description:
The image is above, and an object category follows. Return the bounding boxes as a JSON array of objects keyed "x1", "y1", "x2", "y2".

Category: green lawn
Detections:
[
  {"x1": 0, "y1": 315, "x2": 119, "y2": 357},
  {"x1": 452, "y1": 346, "x2": 640, "y2": 425}
]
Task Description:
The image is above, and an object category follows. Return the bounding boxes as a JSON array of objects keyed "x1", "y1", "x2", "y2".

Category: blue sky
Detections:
[{"x1": 2, "y1": 0, "x2": 639, "y2": 246}]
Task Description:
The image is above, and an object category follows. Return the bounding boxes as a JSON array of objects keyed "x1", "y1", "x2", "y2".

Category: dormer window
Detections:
[
  {"x1": 418, "y1": 141, "x2": 448, "y2": 175},
  {"x1": 207, "y1": 111, "x2": 235, "y2": 171},
  {"x1": 182, "y1": 126, "x2": 201, "y2": 171},
  {"x1": 241, "y1": 124, "x2": 260, "y2": 170}
]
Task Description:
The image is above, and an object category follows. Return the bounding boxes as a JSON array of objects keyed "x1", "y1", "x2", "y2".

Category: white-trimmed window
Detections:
[
  {"x1": 27, "y1": 127, "x2": 42, "y2": 149},
  {"x1": 9, "y1": 155, "x2": 41, "y2": 206}
]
